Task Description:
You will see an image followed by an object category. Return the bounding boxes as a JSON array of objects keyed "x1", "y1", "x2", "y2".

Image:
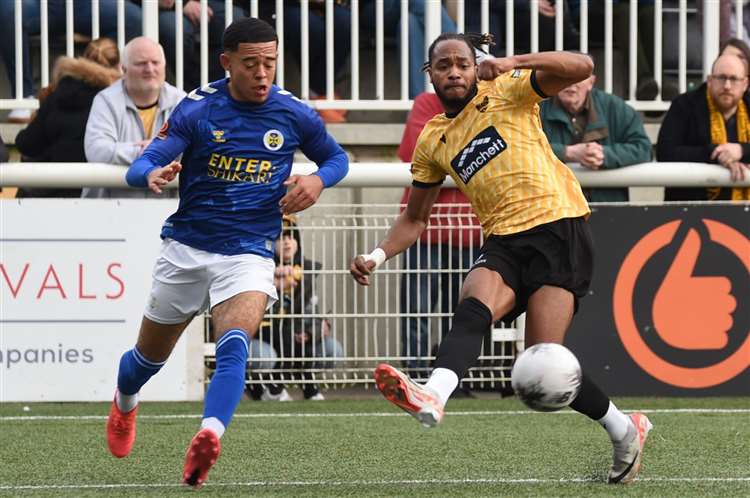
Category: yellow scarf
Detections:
[{"x1": 706, "y1": 90, "x2": 750, "y2": 200}]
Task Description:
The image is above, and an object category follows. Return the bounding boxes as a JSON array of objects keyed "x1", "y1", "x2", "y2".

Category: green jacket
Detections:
[{"x1": 539, "y1": 88, "x2": 652, "y2": 202}]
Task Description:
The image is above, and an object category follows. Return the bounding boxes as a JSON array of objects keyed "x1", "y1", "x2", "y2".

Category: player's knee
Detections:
[
  {"x1": 453, "y1": 297, "x2": 493, "y2": 335},
  {"x1": 460, "y1": 269, "x2": 515, "y2": 319}
]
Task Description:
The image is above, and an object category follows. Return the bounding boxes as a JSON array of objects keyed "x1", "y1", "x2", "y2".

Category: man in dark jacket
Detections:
[
  {"x1": 540, "y1": 73, "x2": 652, "y2": 202},
  {"x1": 657, "y1": 53, "x2": 750, "y2": 200}
]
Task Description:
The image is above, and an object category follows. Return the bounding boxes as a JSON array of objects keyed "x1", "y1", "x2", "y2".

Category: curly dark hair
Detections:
[{"x1": 422, "y1": 32, "x2": 495, "y2": 72}]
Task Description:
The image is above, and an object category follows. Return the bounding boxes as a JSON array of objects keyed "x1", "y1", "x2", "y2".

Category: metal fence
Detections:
[
  {"x1": 0, "y1": 0, "x2": 732, "y2": 113},
  {"x1": 202, "y1": 203, "x2": 519, "y2": 392}
]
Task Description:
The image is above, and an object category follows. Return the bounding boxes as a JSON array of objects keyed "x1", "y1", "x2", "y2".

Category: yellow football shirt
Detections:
[{"x1": 411, "y1": 69, "x2": 590, "y2": 236}]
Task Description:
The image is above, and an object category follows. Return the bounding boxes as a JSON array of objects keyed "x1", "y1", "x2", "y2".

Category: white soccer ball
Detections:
[{"x1": 511, "y1": 343, "x2": 582, "y2": 412}]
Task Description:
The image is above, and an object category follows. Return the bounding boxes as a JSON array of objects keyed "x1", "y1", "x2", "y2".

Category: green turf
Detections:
[{"x1": 0, "y1": 397, "x2": 748, "y2": 497}]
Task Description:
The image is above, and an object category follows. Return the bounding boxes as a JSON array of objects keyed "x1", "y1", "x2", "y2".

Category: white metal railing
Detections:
[
  {"x1": 0, "y1": 1, "x2": 722, "y2": 113},
  {"x1": 2, "y1": 162, "x2": 750, "y2": 189}
]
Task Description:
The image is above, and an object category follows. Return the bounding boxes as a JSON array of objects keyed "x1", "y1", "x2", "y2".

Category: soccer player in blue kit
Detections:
[{"x1": 105, "y1": 18, "x2": 349, "y2": 488}]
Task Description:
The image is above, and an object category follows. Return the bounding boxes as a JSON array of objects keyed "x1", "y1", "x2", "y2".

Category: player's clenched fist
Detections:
[
  {"x1": 350, "y1": 248, "x2": 386, "y2": 286},
  {"x1": 478, "y1": 57, "x2": 517, "y2": 81},
  {"x1": 147, "y1": 161, "x2": 182, "y2": 194},
  {"x1": 350, "y1": 255, "x2": 377, "y2": 286}
]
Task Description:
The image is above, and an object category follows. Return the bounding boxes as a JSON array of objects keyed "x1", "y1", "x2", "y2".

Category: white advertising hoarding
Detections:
[{"x1": 0, "y1": 199, "x2": 205, "y2": 402}]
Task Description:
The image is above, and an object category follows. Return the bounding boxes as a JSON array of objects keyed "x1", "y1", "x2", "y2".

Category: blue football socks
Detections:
[
  {"x1": 116, "y1": 346, "x2": 166, "y2": 412},
  {"x1": 201, "y1": 329, "x2": 249, "y2": 438}
]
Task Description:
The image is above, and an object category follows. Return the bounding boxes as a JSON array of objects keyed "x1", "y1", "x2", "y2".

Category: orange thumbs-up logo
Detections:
[
  {"x1": 613, "y1": 219, "x2": 750, "y2": 388},
  {"x1": 652, "y1": 229, "x2": 737, "y2": 350}
]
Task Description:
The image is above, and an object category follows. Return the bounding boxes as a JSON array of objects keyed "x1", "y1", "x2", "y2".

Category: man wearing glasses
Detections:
[{"x1": 657, "y1": 53, "x2": 750, "y2": 200}]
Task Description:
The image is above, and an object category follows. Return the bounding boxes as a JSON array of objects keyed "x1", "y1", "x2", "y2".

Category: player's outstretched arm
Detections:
[
  {"x1": 350, "y1": 185, "x2": 441, "y2": 286},
  {"x1": 478, "y1": 51, "x2": 593, "y2": 97}
]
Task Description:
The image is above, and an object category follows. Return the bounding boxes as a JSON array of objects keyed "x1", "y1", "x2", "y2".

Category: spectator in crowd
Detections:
[
  {"x1": 283, "y1": 0, "x2": 352, "y2": 123},
  {"x1": 657, "y1": 53, "x2": 750, "y2": 201},
  {"x1": 83, "y1": 36, "x2": 185, "y2": 198},
  {"x1": 465, "y1": 1, "x2": 578, "y2": 57},
  {"x1": 397, "y1": 92, "x2": 481, "y2": 377},
  {"x1": 14, "y1": 38, "x2": 122, "y2": 198},
  {"x1": 539, "y1": 69, "x2": 652, "y2": 202},
  {"x1": 257, "y1": 215, "x2": 343, "y2": 401},
  {"x1": 0, "y1": 0, "x2": 142, "y2": 123},
  {"x1": 131, "y1": 0, "x2": 246, "y2": 90},
  {"x1": 360, "y1": 0, "x2": 457, "y2": 100}
]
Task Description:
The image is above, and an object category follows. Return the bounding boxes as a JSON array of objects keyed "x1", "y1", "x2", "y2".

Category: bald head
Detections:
[
  {"x1": 121, "y1": 37, "x2": 166, "y2": 104},
  {"x1": 122, "y1": 37, "x2": 165, "y2": 68}
]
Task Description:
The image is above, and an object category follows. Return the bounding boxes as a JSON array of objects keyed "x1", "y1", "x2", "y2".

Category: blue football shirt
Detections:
[{"x1": 127, "y1": 80, "x2": 348, "y2": 258}]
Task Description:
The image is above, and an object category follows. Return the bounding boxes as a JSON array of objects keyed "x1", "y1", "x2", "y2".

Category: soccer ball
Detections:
[{"x1": 511, "y1": 343, "x2": 582, "y2": 412}]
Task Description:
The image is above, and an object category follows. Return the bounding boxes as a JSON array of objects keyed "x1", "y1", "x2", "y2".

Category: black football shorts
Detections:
[{"x1": 470, "y1": 216, "x2": 594, "y2": 323}]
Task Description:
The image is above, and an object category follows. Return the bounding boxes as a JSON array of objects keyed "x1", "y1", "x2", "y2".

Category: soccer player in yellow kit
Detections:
[{"x1": 350, "y1": 34, "x2": 652, "y2": 484}]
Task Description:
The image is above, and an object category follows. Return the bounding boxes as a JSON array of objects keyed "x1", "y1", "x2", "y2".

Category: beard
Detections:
[
  {"x1": 434, "y1": 83, "x2": 478, "y2": 113},
  {"x1": 712, "y1": 91, "x2": 741, "y2": 111}
]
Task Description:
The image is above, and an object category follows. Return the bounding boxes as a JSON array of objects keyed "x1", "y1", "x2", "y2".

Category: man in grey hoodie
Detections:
[{"x1": 84, "y1": 36, "x2": 185, "y2": 198}]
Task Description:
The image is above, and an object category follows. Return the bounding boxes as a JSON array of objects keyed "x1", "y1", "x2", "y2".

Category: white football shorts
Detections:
[{"x1": 144, "y1": 238, "x2": 278, "y2": 325}]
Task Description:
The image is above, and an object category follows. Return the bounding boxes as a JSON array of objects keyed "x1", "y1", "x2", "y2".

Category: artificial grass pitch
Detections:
[{"x1": 0, "y1": 397, "x2": 748, "y2": 497}]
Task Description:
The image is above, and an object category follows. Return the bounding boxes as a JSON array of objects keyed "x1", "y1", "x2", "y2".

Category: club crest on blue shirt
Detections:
[
  {"x1": 263, "y1": 129, "x2": 284, "y2": 151},
  {"x1": 211, "y1": 129, "x2": 227, "y2": 143}
]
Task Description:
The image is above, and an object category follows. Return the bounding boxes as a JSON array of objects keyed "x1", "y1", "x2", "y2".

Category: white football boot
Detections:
[
  {"x1": 608, "y1": 412, "x2": 653, "y2": 484},
  {"x1": 373, "y1": 363, "x2": 444, "y2": 428}
]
